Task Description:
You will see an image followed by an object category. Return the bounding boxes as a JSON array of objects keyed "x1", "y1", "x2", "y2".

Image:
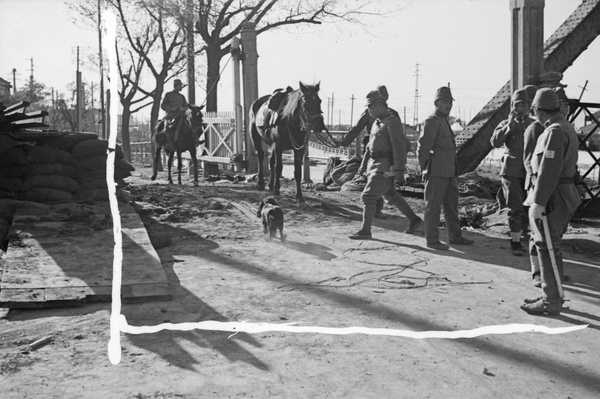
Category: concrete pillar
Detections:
[
  {"x1": 241, "y1": 22, "x2": 259, "y2": 173},
  {"x1": 231, "y1": 37, "x2": 244, "y2": 172},
  {"x1": 510, "y1": 0, "x2": 545, "y2": 93}
]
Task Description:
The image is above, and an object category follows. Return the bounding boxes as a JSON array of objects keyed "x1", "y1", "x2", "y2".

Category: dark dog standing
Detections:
[{"x1": 257, "y1": 197, "x2": 285, "y2": 242}]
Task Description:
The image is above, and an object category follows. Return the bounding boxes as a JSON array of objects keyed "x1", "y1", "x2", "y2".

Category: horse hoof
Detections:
[{"x1": 151, "y1": 176, "x2": 157, "y2": 181}]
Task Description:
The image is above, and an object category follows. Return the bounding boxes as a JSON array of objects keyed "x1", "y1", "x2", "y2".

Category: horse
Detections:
[
  {"x1": 249, "y1": 82, "x2": 326, "y2": 205},
  {"x1": 151, "y1": 104, "x2": 205, "y2": 184}
]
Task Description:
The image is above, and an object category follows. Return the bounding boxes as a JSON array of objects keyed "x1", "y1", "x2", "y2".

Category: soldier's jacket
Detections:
[
  {"x1": 161, "y1": 91, "x2": 188, "y2": 117},
  {"x1": 523, "y1": 121, "x2": 545, "y2": 190},
  {"x1": 525, "y1": 114, "x2": 581, "y2": 210},
  {"x1": 339, "y1": 107, "x2": 401, "y2": 147},
  {"x1": 364, "y1": 112, "x2": 407, "y2": 175},
  {"x1": 417, "y1": 111, "x2": 456, "y2": 177},
  {"x1": 491, "y1": 115, "x2": 535, "y2": 178}
]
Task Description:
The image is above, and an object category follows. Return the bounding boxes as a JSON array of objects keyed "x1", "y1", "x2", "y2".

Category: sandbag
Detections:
[
  {"x1": 24, "y1": 163, "x2": 81, "y2": 179},
  {"x1": 0, "y1": 165, "x2": 29, "y2": 178},
  {"x1": 0, "y1": 177, "x2": 26, "y2": 192},
  {"x1": 331, "y1": 157, "x2": 361, "y2": 186},
  {"x1": 0, "y1": 147, "x2": 28, "y2": 167},
  {"x1": 0, "y1": 133, "x2": 15, "y2": 155},
  {"x1": 71, "y1": 138, "x2": 124, "y2": 159},
  {"x1": 24, "y1": 175, "x2": 80, "y2": 193},
  {"x1": 25, "y1": 145, "x2": 76, "y2": 165},
  {"x1": 23, "y1": 187, "x2": 74, "y2": 202},
  {"x1": 74, "y1": 188, "x2": 108, "y2": 201},
  {"x1": 0, "y1": 190, "x2": 18, "y2": 199},
  {"x1": 77, "y1": 155, "x2": 107, "y2": 170},
  {"x1": 35, "y1": 133, "x2": 98, "y2": 153},
  {"x1": 79, "y1": 178, "x2": 108, "y2": 190}
]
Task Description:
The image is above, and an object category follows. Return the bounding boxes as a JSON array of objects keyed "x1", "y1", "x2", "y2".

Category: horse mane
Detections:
[{"x1": 280, "y1": 89, "x2": 303, "y2": 120}]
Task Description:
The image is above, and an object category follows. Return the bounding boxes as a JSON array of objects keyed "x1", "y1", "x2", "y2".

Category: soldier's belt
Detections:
[{"x1": 370, "y1": 150, "x2": 393, "y2": 159}]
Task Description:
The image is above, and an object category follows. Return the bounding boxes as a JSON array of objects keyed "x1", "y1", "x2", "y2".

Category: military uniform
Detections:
[
  {"x1": 339, "y1": 104, "x2": 401, "y2": 218},
  {"x1": 491, "y1": 90, "x2": 535, "y2": 254},
  {"x1": 160, "y1": 89, "x2": 188, "y2": 143},
  {"x1": 355, "y1": 110, "x2": 419, "y2": 235},
  {"x1": 417, "y1": 109, "x2": 464, "y2": 246},
  {"x1": 524, "y1": 110, "x2": 580, "y2": 311}
]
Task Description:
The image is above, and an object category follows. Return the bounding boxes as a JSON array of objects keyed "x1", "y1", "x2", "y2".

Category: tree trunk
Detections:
[
  {"x1": 120, "y1": 107, "x2": 132, "y2": 162},
  {"x1": 150, "y1": 79, "x2": 166, "y2": 171},
  {"x1": 205, "y1": 44, "x2": 221, "y2": 112}
]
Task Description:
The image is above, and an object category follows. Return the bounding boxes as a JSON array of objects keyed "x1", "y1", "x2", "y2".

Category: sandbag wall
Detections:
[{"x1": 0, "y1": 132, "x2": 134, "y2": 203}]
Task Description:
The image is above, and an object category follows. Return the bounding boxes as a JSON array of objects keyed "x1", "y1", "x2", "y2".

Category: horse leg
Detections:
[
  {"x1": 251, "y1": 123, "x2": 266, "y2": 191},
  {"x1": 167, "y1": 152, "x2": 174, "y2": 184},
  {"x1": 268, "y1": 148, "x2": 276, "y2": 192},
  {"x1": 294, "y1": 148, "x2": 305, "y2": 205},
  {"x1": 177, "y1": 151, "x2": 183, "y2": 185},
  {"x1": 151, "y1": 144, "x2": 161, "y2": 181},
  {"x1": 190, "y1": 148, "x2": 199, "y2": 183},
  {"x1": 273, "y1": 146, "x2": 284, "y2": 197}
]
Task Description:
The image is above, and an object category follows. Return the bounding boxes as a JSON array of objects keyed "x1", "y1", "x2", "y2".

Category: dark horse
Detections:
[
  {"x1": 151, "y1": 104, "x2": 204, "y2": 184},
  {"x1": 249, "y1": 82, "x2": 326, "y2": 205}
]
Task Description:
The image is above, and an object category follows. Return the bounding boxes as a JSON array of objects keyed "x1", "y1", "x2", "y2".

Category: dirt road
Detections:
[{"x1": 1, "y1": 167, "x2": 599, "y2": 398}]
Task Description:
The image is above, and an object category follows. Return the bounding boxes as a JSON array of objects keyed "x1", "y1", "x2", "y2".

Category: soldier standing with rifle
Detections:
[{"x1": 521, "y1": 88, "x2": 581, "y2": 316}]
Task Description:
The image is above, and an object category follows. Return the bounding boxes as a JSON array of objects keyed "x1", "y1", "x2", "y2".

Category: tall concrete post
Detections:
[
  {"x1": 231, "y1": 37, "x2": 244, "y2": 172},
  {"x1": 510, "y1": 0, "x2": 545, "y2": 93},
  {"x1": 241, "y1": 22, "x2": 259, "y2": 173}
]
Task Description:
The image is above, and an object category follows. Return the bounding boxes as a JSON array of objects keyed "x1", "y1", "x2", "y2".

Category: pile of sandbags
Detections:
[
  {"x1": 0, "y1": 132, "x2": 134, "y2": 203},
  {"x1": 70, "y1": 138, "x2": 134, "y2": 201}
]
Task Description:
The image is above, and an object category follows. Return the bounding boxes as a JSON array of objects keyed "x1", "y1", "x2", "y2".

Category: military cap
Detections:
[
  {"x1": 532, "y1": 88, "x2": 559, "y2": 111},
  {"x1": 377, "y1": 85, "x2": 389, "y2": 98},
  {"x1": 174, "y1": 78, "x2": 183, "y2": 85},
  {"x1": 523, "y1": 85, "x2": 538, "y2": 102},
  {"x1": 511, "y1": 89, "x2": 529, "y2": 103},
  {"x1": 554, "y1": 87, "x2": 569, "y2": 102},
  {"x1": 434, "y1": 86, "x2": 454, "y2": 102},
  {"x1": 366, "y1": 90, "x2": 386, "y2": 106}
]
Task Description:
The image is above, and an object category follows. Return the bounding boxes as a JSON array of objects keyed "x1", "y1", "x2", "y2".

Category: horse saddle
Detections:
[{"x1": 258, "y1": 86, "x2": 294, "y2": 129}]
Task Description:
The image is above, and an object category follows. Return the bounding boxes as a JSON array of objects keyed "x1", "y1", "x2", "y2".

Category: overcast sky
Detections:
[{"x1": 1, "y1": 0, "x2": 598, "y2": 125}]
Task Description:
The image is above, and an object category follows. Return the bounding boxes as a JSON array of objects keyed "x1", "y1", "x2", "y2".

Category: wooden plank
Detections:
[
  {"x1": 2, "y1": 101, "x2": 30, "y2": 114},
  {"x1": 0, "y1": 202, "x2": 171, "y2": 308}
]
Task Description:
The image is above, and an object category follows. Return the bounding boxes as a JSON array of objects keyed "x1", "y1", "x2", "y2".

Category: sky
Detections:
[{"x1": 0, "y1": 0, "x2": 598, "y2": 127}]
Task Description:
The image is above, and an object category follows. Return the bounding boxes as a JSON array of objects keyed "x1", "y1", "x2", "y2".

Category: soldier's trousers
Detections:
[
  {"x1": 423, "y1": 176, "x2": 462, "y2": 244},
  {"x1": 528, "y1": 194, "x2": 577, "y2": 303},
  {"x1": 501, "y1": 176, "x2": 527, "y2": 233},
  {"x1": 360, "y1": 173, "x2": 417, "y2": 233}
]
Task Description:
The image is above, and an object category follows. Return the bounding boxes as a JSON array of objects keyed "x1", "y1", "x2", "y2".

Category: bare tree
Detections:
[{"x1": 185, "y1": 0, "x2": 382, "y2": 111}]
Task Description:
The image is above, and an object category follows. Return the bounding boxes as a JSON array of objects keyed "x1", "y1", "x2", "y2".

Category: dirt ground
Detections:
[{"x1": 1, "y1": 165, "x2": 600, "y2": 399}]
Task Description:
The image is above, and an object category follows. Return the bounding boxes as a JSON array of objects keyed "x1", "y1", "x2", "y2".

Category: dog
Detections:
[{"x1": 256, "y1": 197, "x2": 285, "y2": 242}]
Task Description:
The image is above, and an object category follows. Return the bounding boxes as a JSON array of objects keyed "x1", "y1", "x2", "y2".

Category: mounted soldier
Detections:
[{"x1": 160, "y1": 79, "x2": 188, "y2": 148}]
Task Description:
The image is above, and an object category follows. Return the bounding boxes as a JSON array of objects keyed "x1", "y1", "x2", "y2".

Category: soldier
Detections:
[
  {"x1": 417, "y1": 87, "x2": 473, "y2": 250},
  {"x1": 491, "y1": 89, "x2": 535, "y2": 256},
  {"x1": 522, "y1": 86, "x2": 544, "y2": 287},
  {"x1": 160, "y1": 79, "x2": 188, "y2": 143},
  {"x1": 520, "y1": 88, "x2": 581, "y2": 316},
  {"x1": 348, "y1": 90, "x2": 422, "y2": 240},
  {"x1": 337, "y1": 85, "x2": 401, "y2": 219}
]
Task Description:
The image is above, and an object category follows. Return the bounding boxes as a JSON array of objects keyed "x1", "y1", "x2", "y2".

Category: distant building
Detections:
[{"x1": 0, "y1": 77, "x2": 12, "y2": 97}]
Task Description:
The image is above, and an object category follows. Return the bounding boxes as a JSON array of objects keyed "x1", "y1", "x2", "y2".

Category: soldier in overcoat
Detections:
[
  {"x1": 348, "y1": 91, "x2": 422, "y2": 240},
  {"x1": 521, "y1": 88, "x2": 581, "y2": 316},
  {"x1": 491, "y1": 89, "x2": 536, "y2": 256},
  {"x1": 417, "y1": 87, "x2": 473, "y2": 250}
]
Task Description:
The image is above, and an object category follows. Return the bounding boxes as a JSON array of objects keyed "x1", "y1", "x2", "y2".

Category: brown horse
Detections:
[
  {"x1": 151, "y1": 104, "x2": 204, "y2": 184},
  {"x1": 249, "y1": 82, "x2": 326, "y2": 205}
]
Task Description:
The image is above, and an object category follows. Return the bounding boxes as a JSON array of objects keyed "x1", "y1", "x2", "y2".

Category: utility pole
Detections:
[
  {"x1": 76, "y1": 46, "x2": 82, "y2": 132},
  {"x1": 326, "y1": 97, "x2": 330, "y2": 129},
  {"x1": 186, "y1": 0, "x2": 195, "y2": 104},
  {"x1": 330, "y1": 92, "x2": 335, "y2": 128},
  {"x1": 349, "y1": 94, "x2": 355, "y2": 127},
  {"x1": 413, "y1": 62, "x2": 420, "y2": 128},
  {"x1": 28, "y1": 57, "x2": 34, "y2": 101},
  {"x1": 98, "y1": 0, "x2": 106, "y2": 139},
  {"x1": 12, "y1": 68, "x2": 16, "y2": 94}
]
